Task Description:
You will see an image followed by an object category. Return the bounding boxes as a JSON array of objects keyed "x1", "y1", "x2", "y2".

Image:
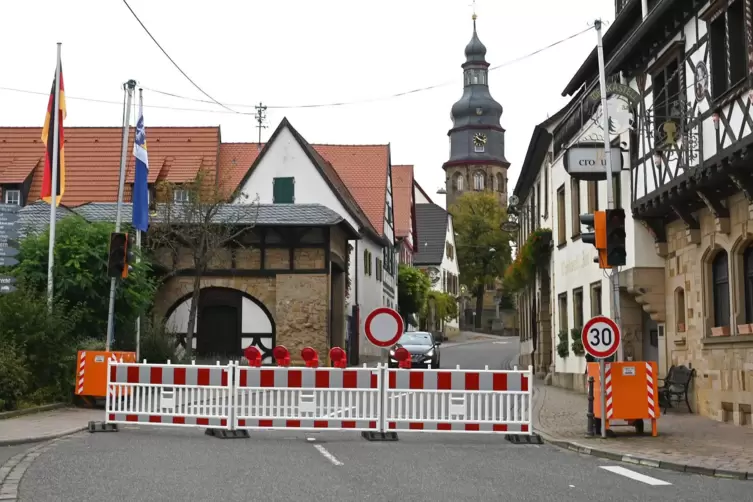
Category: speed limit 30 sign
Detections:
[{"x1": 581, "y1": 315, "x2": 621, "y2": 359}]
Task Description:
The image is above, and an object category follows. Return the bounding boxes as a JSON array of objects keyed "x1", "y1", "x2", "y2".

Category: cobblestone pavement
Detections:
[
  {"x1": 0, "y1": 409, "x2": 101, "y2": 446},
  {"x1": 533, "y1": 381, "x2": 753, "y2": 476}
]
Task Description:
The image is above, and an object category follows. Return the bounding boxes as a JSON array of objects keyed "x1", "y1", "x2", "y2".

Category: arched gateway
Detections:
[{"x1": 165, "y1": 287, "x2": 276, "y2": 363}]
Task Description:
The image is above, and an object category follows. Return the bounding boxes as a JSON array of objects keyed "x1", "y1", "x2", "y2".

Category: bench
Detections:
[{"x1": 658, "y1": 365, "x2": 695, "y2": 414}]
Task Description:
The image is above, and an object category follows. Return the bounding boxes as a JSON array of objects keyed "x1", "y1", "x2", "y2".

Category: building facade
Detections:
[{"x1": 392, "y1": 165, "x2": 418, "y2": 267}]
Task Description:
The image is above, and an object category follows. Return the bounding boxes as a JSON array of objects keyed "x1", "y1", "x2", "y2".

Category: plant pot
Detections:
[
  {"x1": 737, "y1": 323, "x2": 753, "y2": 335},
  {"x1": 677, "y1": 322, "x2": 685, "y2": 333},
  {"x1": 711, "y1": 326, "x2": 731, "y2": 337}
]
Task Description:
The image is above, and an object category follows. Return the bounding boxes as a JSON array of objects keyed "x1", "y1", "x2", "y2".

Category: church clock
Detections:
[{"x1": 473, "y1": 133, "x2": 487, "y2": 147}]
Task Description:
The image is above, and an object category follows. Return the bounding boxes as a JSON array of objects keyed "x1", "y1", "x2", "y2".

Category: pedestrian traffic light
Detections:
[
  {"x1": 107, "y1": 232, "x2": 127, "y2": 278},
  {"x1": 579, "y1": 211, "x2": 608, "y2": 269},
  {"x1": 605, "y1": 208, "x2": 626, "y2": 267},
  {"x1": 123, "y1": 232, "x2": 135, "y2": 279}
]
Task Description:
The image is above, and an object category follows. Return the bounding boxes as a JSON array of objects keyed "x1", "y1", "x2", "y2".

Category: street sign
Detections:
[
  {"x1": 0, "y1": 257, "x2": 19, "y2": 267},
  {"x1": 564, "y1": 143, "x2": 623, "y2": 181},
  {"x1": 0, "y1": 284, "x2": 17, "y2": 294},
  {"x1": 581, "y1": 315, "x2": 621, "y2": 359},
  {"x1": 0, "y1": 213, "x2": 19, "y2": 225},
  {"x1": 0, "y1": 276, "x2": 17, "y2": 285},
  {"x1": 364, "y1": 307, "x2": 404, "y2": 348}
]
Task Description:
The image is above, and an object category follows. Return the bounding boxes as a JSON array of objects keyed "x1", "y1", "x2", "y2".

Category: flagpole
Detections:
[
  {"x1": 135, "y1": 228, "x2": 142, "y2": 360},
  {"x1": 105, "y1": 79, "x2": 136, "y2": 352},
  {"x1": 46, "y1": 42, "x2": 62, "y2": 311}
]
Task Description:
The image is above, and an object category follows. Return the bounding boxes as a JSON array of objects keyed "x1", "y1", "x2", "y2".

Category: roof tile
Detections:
[{"x1": 0, "y1": 156, "x2": 41, "y2": 183}]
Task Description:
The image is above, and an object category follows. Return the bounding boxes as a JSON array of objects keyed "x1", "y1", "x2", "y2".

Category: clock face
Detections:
[{"x1": 473, "y1": 133, "x2": 487, "y2": 147}]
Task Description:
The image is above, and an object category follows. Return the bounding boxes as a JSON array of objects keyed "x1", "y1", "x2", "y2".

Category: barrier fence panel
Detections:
[
  {"x1": 234, "y1": 364, "x2": 381, "y2": 431},
  {"x1": 382, "y1": 366, "x2": 533, "y2": 434},
  {"x1": 106, "y1": 361, "x2": 234, "y2": 430}
]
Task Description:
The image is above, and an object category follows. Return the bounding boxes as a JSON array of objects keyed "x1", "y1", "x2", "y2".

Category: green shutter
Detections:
[{"x1": 273, "y1": 177, "x2": 295, "y2": 203}]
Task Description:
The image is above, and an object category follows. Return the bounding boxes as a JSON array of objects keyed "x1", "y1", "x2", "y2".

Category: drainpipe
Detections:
[{"x1": 641, "y1": 0, "x2": 648, "y2": 19}]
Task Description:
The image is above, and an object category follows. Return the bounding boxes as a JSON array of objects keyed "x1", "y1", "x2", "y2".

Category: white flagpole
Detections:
[
  {"x1": 135, "y1": 229, "x2": 142, "y2": 360},
  {"x1": 46, "y1": 42, "x2": 62, "y2": 311}
]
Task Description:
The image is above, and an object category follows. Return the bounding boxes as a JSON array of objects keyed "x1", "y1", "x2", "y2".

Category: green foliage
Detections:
[
  {"x1": 422, "y1": 290, "x2": 459, "y2": 324},
  {"x1": 450, "y1": 192, "x2": 512, "y2": 292},
  {"x1": 0, "y1": 289, "x2": 84, "y2": 403},
  {"x1": 0, "y1": 341, "x2": 30, "y2": 411},
  {"x1": 397, "y1": 264, "x2": 431, "y2": 324},
  {"x1": 571, "y1": 327, "x2": 585, "y2": 356},
  {"x1": 556, "y1": 330, "x2": 570, "y2": 358},
  {"x1": 497, "y1": 289, "x2": 516, "y2": 310},
  {"x1": 13, "y1": 216, "x2": 157, "y2": 345},
  {"x1": 139, "y1": 317, "x2": 185, "y2": 364},
  {"x1": 504, "y1": 228, "x2": 552, "y2": 292}
]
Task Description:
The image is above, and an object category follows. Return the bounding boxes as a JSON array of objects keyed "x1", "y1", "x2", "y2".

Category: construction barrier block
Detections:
[
  {"x1": 505, "y1": 433, "x2": 542, "y2": 445},
  {"x1": 204, "y1": 428, "x2": 250, "y2": 439},
  {"x1": 88, "y1": 421, "x2": 118, "y2": 433},
  {"x1": 361, "y1": 431, "x2": 399, "y2": 442}
]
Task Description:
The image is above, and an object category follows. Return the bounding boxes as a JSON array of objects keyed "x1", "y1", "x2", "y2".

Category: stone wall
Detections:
[{"x1": 663, "y1": 191, "x2": 753, "y2": 425}]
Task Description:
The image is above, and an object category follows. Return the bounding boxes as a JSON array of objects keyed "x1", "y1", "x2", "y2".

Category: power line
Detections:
[
  {"x1": 142, "y1": 26, "x2": 593, "y2": 110},
  {"x1": 121, "y1": 0, "x2": 239, "y2": 114},
  {"x1": 0, "y1": 25, "x2": 592, "y2": 116}
]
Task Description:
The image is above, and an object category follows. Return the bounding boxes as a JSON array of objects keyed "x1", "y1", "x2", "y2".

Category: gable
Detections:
[{"x1": 391, "y1": 165, "x2": 415, "y2": 241}]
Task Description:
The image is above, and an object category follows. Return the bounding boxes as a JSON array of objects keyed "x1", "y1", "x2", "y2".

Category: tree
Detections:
[
  {"x1": 420, "y1": 290, "x2": 459, "y2": 332},
  {"x1": 148, "y1": 169, "x2": 258, "y2": 358},
  {"x1": 13, "y1": 216, "x2": 156, "y2": 345},
  {"x1": 397, "y1": 264, "x2": 431, "y2": 326},
  {"x1": 449, "y1": 191, "x2": 512, "y2": 328}
]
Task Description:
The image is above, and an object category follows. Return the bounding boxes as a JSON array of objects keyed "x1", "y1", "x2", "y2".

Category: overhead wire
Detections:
[{"x1": 0, "y1": 24, "x2": 593, "y2": 115}]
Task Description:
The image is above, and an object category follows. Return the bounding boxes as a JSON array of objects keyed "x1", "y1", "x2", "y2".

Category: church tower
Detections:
[{"x1": 444, "y1": 14, "x2": 509, "y2": 209}]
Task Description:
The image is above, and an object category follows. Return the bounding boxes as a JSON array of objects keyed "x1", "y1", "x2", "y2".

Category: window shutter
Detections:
[{"x1": 273, "y1": 177, "x2": 295, "y2": 203}]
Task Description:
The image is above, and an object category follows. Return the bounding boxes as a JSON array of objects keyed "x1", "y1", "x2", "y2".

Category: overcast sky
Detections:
[{"x1": 0, "y1": 0, "x2": 615, "y2": 208}]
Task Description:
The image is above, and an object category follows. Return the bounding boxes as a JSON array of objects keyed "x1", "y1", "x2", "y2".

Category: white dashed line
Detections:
[
  {"x1": 313, "y1": 444, "x2": 344, "y2": 466},
  {"x1": 600, "y1": 466, "x2": 671, "y2": 486}
]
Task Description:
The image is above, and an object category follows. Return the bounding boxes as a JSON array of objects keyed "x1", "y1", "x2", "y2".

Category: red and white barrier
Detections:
[{"x1": 383, "y1": 365, "x2": 532, "y2": 434}]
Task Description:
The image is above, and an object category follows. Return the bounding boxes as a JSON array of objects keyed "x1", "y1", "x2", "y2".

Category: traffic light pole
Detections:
[
  {"x1": 595, "y1": 19, "x2": 623, "y2": 438},
  {"x1": 105, "y1": 80, "x2": 136, "y2": 352}
]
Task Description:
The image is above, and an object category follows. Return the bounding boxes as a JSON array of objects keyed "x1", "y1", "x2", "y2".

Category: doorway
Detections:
[{"x1": 197, "y1": 305, "x2": 238, "y2": 357}]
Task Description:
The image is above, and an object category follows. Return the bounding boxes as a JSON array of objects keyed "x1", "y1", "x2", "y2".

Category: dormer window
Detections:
[
  {"x1": 173, "y1": 188, "x2": 189, "y2": 203},
  {"x1": 3, "y1": 189, "x2": 20, "y2": 206}
]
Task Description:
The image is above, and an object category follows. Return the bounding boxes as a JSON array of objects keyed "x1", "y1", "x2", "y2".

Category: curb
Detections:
[
  {"x1": 0, "y1": 426, "x2": 87, "y2": 447},
  {"x1": 534, "y1": 428, "x2": 752, "y2": 481},
  {"x1": 0, "y1": 403, "x2": 67, "y2": 421}
]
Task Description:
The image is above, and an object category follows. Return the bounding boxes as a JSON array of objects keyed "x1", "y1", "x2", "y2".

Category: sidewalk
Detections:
[
  {"x1": 533, "y1": 381, "x2": 753, "y2": 478},
  {"x1": 0, "y1": 408, "x2": 101, "y2": 446}
]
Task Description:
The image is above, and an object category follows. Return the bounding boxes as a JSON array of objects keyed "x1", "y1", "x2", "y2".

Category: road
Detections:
[{"x1": 13, "y1": 337, "x2": 753, "y2": 501}]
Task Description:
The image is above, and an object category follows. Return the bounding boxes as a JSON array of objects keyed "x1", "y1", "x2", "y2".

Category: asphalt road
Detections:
[{"x1": 15, "y1": 337, "x2": 753, "y2": 501}]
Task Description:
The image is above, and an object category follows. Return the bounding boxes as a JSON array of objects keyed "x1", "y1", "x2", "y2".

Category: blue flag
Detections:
[{"x1": 132, "y1": 95, "x2": 149, "y2": 232}]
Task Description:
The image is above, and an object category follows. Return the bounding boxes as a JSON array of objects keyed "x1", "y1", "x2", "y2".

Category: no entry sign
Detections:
[
  {"x1": 364, "y1": 307, "x2": 404, "y2": 348},
  {"x1": 581, "y1": 315, "x2": 621, "y2": 359}
]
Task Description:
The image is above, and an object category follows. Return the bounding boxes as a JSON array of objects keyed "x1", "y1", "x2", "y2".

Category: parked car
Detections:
[{"x1": 388, "y1": 331, "x2": 441, "y2": 369}]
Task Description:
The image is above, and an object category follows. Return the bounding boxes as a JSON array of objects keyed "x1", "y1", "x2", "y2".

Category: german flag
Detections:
[{"x1": 40, "y1": 65, "x2": 66, "y2": 206}]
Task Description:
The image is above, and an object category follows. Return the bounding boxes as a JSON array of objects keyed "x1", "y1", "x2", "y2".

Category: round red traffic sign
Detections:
[
  {"x1": 364, "y1": 307, "x2": 404, "y2": 348},
  {"x1": 581, "y1": 315, "x2": 621, "y2": 359}
]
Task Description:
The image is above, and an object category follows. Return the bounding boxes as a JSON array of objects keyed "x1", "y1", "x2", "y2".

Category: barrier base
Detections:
[
  {"x1": 361, "y1": 431, "x2": 399, "y2": 442},
  {"x1": 505, "y1": 433, "x2": 542, "y2": 445},
  {"x1": 87, "y1": 421, "x2": 118, "y2": 433},
  {"x1": 204, "y1": 428, "x2": 250, "y2": 439}
]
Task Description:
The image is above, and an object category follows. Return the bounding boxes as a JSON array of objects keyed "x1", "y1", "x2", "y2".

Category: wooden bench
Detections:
[{"x1": 658, "y1": 364, "x2": 695, "y2": 413}]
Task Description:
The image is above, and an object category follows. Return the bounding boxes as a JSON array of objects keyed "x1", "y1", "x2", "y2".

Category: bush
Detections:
[
  {"x1": 139, "y1": 317, "x2": 184, "y2": 364},
  {"x1": 0, "y1": 342, "x2": 31, "y2": 411},
  {"x1": 556, "y1": 330, "x2": 570, "y2": 358},
  {"x1": 0, "y1": 288, "x2": 84, "y2": 404}
]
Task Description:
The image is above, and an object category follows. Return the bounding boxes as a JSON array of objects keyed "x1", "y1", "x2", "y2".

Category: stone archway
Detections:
[{"x1": 165, "y1": 287, "x2": 276, "y2": 363}]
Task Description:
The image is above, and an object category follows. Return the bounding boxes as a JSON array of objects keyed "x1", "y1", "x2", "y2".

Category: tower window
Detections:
[
  {"x1": 473, "y1": 171, "x2": 485, "y2": 190},
  {"x1": 454, "y1": 174, "x2": 464, "y2": 191},
  {"x1": 464, "y1": 68, "x2": 488, "y2": 86},
  {"x1": 475, "y1": 143, "x2": 485, "y2": 153}
]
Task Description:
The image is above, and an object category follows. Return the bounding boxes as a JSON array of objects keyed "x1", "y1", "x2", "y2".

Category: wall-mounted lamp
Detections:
[{"x1": 712, "y1": 112, "x2": 720, "y2": 130}]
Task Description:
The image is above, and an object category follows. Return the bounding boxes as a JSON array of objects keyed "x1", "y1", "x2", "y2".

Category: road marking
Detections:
[
  {"x1": 493, "y1": 341, "x2": 509, "y2": 345},
  {"x1": 599, "y1": 466, "x2": 671, "y2": 486},
  {"x1": 313, "y1": 444, "x2": 343, "y2": 466}
]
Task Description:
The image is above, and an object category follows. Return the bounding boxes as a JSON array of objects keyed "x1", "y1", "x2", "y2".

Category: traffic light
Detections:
[
  {"x1": 579, "y1": 211, "x2": 608, "y2": 269},
  {"x1": 123, "y1": 232, "x2": 136, "y2": 279},
  {"x1": 605, "y1": 208, "x2": 626, "y2": 267},
  {"x1": 107, "y1": 232, "x2": 127, "y2": 278}
]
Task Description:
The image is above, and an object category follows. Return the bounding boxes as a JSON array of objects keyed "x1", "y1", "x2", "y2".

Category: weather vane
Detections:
[{"x1": 470, "y1": 0, "x2": 477, "y2": 20}]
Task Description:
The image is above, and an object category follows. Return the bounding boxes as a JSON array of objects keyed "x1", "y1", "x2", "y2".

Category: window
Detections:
[
  {"x1": 712, "y1": 250, "x2": 730, "y2": 327},
  {"x1": 587, "y1": 181, "x2": 598, "y2": 212},
  {"x1": 651, "y1": 49, "x2": 684, "y2": 144},
  {"x1": 475, "y1": 143, "x2": 485, "y2": 153},
  {"x1": 556, "y1": 185, "x2": 566, "y2": 245},
  {"x1": 363, "y1": 250, "x2": 372, "y2": 276},
  {"x1": 744, "y1": 246, "x2": 753, "y2": 324},
  {"x1": 535, "y1": 182, "x2": 541, "y2": 224},
  {"x1": 708, "y1": 0, "x2": 746, "y2": 99},
  {"x1": 570, "y1": 179, "x2": 580, "y2": 238},
  {"x1": 376, "y1": 258, "x2": 383, "y2": 281},
  {"x1": 675, "y1": 287, "x2": 686, "y2": 331},
  {"x1": 558, "y1": 293, "x2": 568, "y2": 333},
  {"x1": 590, "y1": 283, "x2": 602, "y2": 317},
  {"x1": 496, "y1": 173, "x2": 504, "y2": 193},
  {"x1": 473, "y1": 171, "x2": 485, "y2": 190},
  {"x1": 543, "y1": 154, "x2": 550, "y2": 218},
  {"x1": 454, "y1": 173, "x2": 464, "y2": 191},
  {"x1": 573, "y1": 288, "x2": 584, "y2": 330},
  {"x1": 385, "y1": 201, "x2": 393, "y2": 224},
  {"x1": 173, "y1": 189, "x2": 189, "y2": 203},
  {"x1": 272, "y1": 177, "x2": 295, "y2": 203},
  {"x1": 446, "y1": 243, "x2": 454, "y2": 260},
  {"x1": 3, "y1": 189, "x2": 20, "y2": 205}
]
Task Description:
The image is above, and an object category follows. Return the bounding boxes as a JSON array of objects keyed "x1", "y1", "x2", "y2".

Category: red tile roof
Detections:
[
  {"x1": 391, "y1": 165, "x2": 414, "y2": 238},
  {"x1": 0, "y1": 127, "x2": 220, "y2": 206},
  {"x1": 0, "y1": 156, "x2": 40, "y2": 183}
]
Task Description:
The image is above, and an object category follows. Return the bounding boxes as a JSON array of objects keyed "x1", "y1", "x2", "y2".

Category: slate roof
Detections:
[
  {"x1": 413, "y1": 203, "x2": 449, "y2": 266},
  {"x1": 17, "y1": 201, "x2": 358, "y2": 237}
]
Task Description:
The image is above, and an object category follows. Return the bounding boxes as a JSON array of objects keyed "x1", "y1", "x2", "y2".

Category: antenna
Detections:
[{"x1": 254, "y1": 102, "x2": 268, "y2": 146}]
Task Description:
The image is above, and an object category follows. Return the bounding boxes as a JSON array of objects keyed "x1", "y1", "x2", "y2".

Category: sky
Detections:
[{"x1": 0, "y1": 0, "x2": 616, "y2": 209}]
